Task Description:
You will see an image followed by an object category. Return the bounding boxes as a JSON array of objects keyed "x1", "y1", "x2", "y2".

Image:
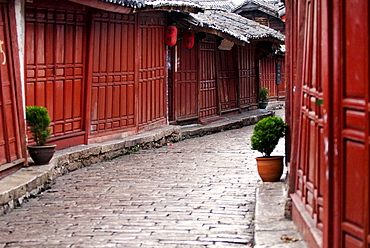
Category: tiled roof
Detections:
[
  {"x1": 187, "y1": 10, "x2": 285, "y2": 43},
  {"x1": 193, "y1": 0, "x2": 236, "y2": 12},
  {"x1": 101, "y1": 0, "x2": 145, "y2": 8},
  {"x1": 100, "y1": 0, "x2": 203, "y2": 9},
  {"x1": 233, "y1": 0, "x2": 285, "y2": 17},
  {"x1": 145, "y1": 0, "x2": 203, "y2": 9}
]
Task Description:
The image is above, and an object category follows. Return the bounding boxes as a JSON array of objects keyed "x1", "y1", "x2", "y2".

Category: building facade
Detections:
[
  {"x1": 286, "y1": 0, "x2": 370, "y2": 247},
  {"x1": 0, "y1": 0, "x2": 285, "y2": 179}
]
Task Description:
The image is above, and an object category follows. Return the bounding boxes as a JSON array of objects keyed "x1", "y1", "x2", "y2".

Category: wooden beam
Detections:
[
  {"x1": 134, "y1": 6, "x2": 203, "y2": 14},
  {"x1": 189, "y1": 25, "x2": 246, "y2": 46},
  {"x1": 67, "y1": 0, "x2": 133, "y2": 14}
]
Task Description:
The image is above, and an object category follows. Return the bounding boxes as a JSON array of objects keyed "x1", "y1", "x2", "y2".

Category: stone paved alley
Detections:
[{"x1": 0, "y1": 109, "x2": 301, "y2": 248}]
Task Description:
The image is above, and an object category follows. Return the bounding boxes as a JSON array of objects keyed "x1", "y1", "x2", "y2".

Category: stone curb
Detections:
[
  {"x1": 0, "y1": 109, "x2": 273, "y2": 216},
  {"x1": 181, "y1": 110, "x2": 272, "y2": 138},
  {"x1": 254, "y1": 180, "x2": 308, "y2": 248}
]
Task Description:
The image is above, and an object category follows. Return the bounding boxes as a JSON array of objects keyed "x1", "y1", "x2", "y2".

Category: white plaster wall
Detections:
[{"x1": 14, "y1": 0, "x2": 25, "y2": 111}]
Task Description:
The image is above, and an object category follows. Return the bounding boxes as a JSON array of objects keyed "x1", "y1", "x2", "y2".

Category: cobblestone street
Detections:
[{"x1": 0, "y1": 111, "x2": 286, "y2": 247}]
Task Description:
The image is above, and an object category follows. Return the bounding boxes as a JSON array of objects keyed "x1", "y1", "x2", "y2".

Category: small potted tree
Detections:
[
  {"x1": 251, "y1": 116, "x2": 287, "y2": 182},
  {"x1": 258, "y1": 87, "x2": 269, "y2": 109},
  {"x1": 26, "y1": 106, "x2": 56, "y2": 165}
]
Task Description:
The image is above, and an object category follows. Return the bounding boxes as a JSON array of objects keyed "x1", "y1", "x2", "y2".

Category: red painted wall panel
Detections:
[
  {"x1": 138, "y1": 13, "x2": 166, "y2": 127},
  {"x1": 238, "y1": 44, "x2": 258, "y2": 108},
  {"x1": 218, "y1": 48, "x2": 237, "y2": 112},
  {"x1": 199, "y1": 36, "x2": 218, "y2": 120},
  {"x1": 25, "y1": 1, "x2": 86, "y2": 148},
  {"x1": 89, "y1": 12, "x2": 136, "y2": 136},
  {"x1": 170, "y1": 35, "x2": 199, "y2": 122}
]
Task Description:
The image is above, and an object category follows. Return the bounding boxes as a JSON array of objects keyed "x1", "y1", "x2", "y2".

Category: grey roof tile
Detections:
[
  {"x1": 193, "y1": 0, "x2": 236, "y2": 12},
  {"x1": 100, "y1": 0, "x2": 145, "y2": 8},
  {"x1": 233, "y1": 0, "x2": 285, "y2": 16},
  {"x1": 188, "y1": 10, "x2": 285, "y2": 42},
  {"x1": 100, "y1": 0, "x2": 203, "y2": 9}
]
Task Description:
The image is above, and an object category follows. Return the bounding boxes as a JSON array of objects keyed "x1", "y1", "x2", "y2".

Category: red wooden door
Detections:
[
  {"x1": 199, "y1": 36, "x2": 218, "y2": 120},
  {"x1": 89, "y1": 12, "x2": 136, "y2": 137},
  {"x1": 333, "y1": 0, "x2": 370, "y2": 247},
  {"x1": 138, "y1": 12, "x2": 166, "y2": 128},
  {"x1": 0, "y1": 2, "x2": 25, "y2": 178},
  {"x1": 25, "y1": 0, "x2": 87, "y2": 149},
  {"x1": 288, "y1": 1, "x2": 326, "y2": 247},
  {"x1": 287, "y1": 0, "x2": 370, "y2": 247},
  {"x1": 293, "y1": 0, "x2": 325, "y2": 239},
  {"x1": 277, "y1": 58, "x2": 286, "y2": 100},
  {"x1": 171, "y1": 37, "x2": 199, "y2": 122},
  {"x1": 259, "y1": 57, "x2": 278, "y2": 100},
  {"x1": 218, "y1": 48, "x2": 237, "y2": 112},
  {"x1": 259, "y1": 57, "x2": 286, "y2": 101},
  {"x1": 238, "y1": 44, "x2": 258, "y2": 108}
]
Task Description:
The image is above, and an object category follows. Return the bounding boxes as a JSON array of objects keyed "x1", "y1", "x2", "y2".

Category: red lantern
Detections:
[
  {"x1": 166, "y1": 26, "x2": 178, "y2": 47},
  {"x1": 183, "y1": 30, "x2": 195, "y2": 49}
]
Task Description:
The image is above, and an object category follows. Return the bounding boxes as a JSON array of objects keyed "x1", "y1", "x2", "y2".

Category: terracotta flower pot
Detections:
[
  {"x1": 256, "y1": 156, "x2": 284, "y2": 182},
  {"x1": 27, "y1": 145, "x2": 56, "y2": 165}
]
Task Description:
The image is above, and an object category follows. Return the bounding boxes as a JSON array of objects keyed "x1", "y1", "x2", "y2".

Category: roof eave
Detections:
[
  {"x1": 68, "y1": 0, "x2": 133, "y2": 14},
  {"x1": 189, "y1": 24, "x2": 246, "y2": 46},
  {"x1": 135, "y1": 5, "x2": 203, "y2": 13},
  {"x1": 253, "y1": 37, "x2": 285, "y2": 45}
]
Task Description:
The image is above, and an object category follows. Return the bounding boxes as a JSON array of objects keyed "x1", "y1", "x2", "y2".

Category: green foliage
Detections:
[
  {"x1": 259, "y1": 87, "x2": 269, "y2": 102},
  {"x1": 26, "y1": 106, "x2": 51, "y2": 146},
  {"x1": 251, "y1": 116, "x2": 287, "y2": 157}
]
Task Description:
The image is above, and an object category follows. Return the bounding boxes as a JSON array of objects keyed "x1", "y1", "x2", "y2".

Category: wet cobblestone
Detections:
[{"x1": 0, "y1": 112, "x2": 286, "y2": 247}]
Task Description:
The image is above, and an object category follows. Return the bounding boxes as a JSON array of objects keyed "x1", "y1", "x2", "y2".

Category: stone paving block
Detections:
[{"x1": 0, "y1": 109, "x2": 307, "y2": 247}]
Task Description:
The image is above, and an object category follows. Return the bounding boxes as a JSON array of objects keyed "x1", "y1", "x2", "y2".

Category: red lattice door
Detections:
[
  {"x1": 138, "y1": 12, "x2": 167, "y2": 128},
  {"x1": 25, "y1": 1, "x2": 87, "y2": 149},
  {"x1": 238, "y1": 44, "x2": 258, "y2": 108},
  {"x1": 171, "y1": 37, "x2": 199, "y2": 122},
  {"x1": 199, "y1": 36, "x2": 218, "y2": 120},
  {"x1": 218, "y1": 48, "x2": 237, "y2": 112},
  {"x1": 291, "y1": 0, "x2": 326, "y2": 243},
  {"x1": 89, "y1": 12, "x2": 136, "y2": 137},
  {"x1": 333, "y1": 0, "x2": 370, "y2": 247}
]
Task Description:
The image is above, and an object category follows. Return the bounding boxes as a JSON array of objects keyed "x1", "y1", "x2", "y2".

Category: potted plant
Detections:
[
  {"x1": 26, "y1": 106, "x2": 56, "y2": 165},
  {"x1": 258, "y1": 87, "x2": 269, "y2": 109},
  {"x1": 251, "y1": 116, "x2": 287, "y2": 182}
]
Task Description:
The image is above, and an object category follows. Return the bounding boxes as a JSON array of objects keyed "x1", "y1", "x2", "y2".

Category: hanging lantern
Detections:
[
  {"x1": 165, "y1": 26, "x2": 178, "y2": 47},
  {"x1": 183, "y1": 30, "x2": 195, "y2": 49}
]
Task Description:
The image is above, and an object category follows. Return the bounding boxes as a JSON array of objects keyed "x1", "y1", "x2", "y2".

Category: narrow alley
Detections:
[{"x1": 0, "y1": 109, "x2": 297, "y2": 247}]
